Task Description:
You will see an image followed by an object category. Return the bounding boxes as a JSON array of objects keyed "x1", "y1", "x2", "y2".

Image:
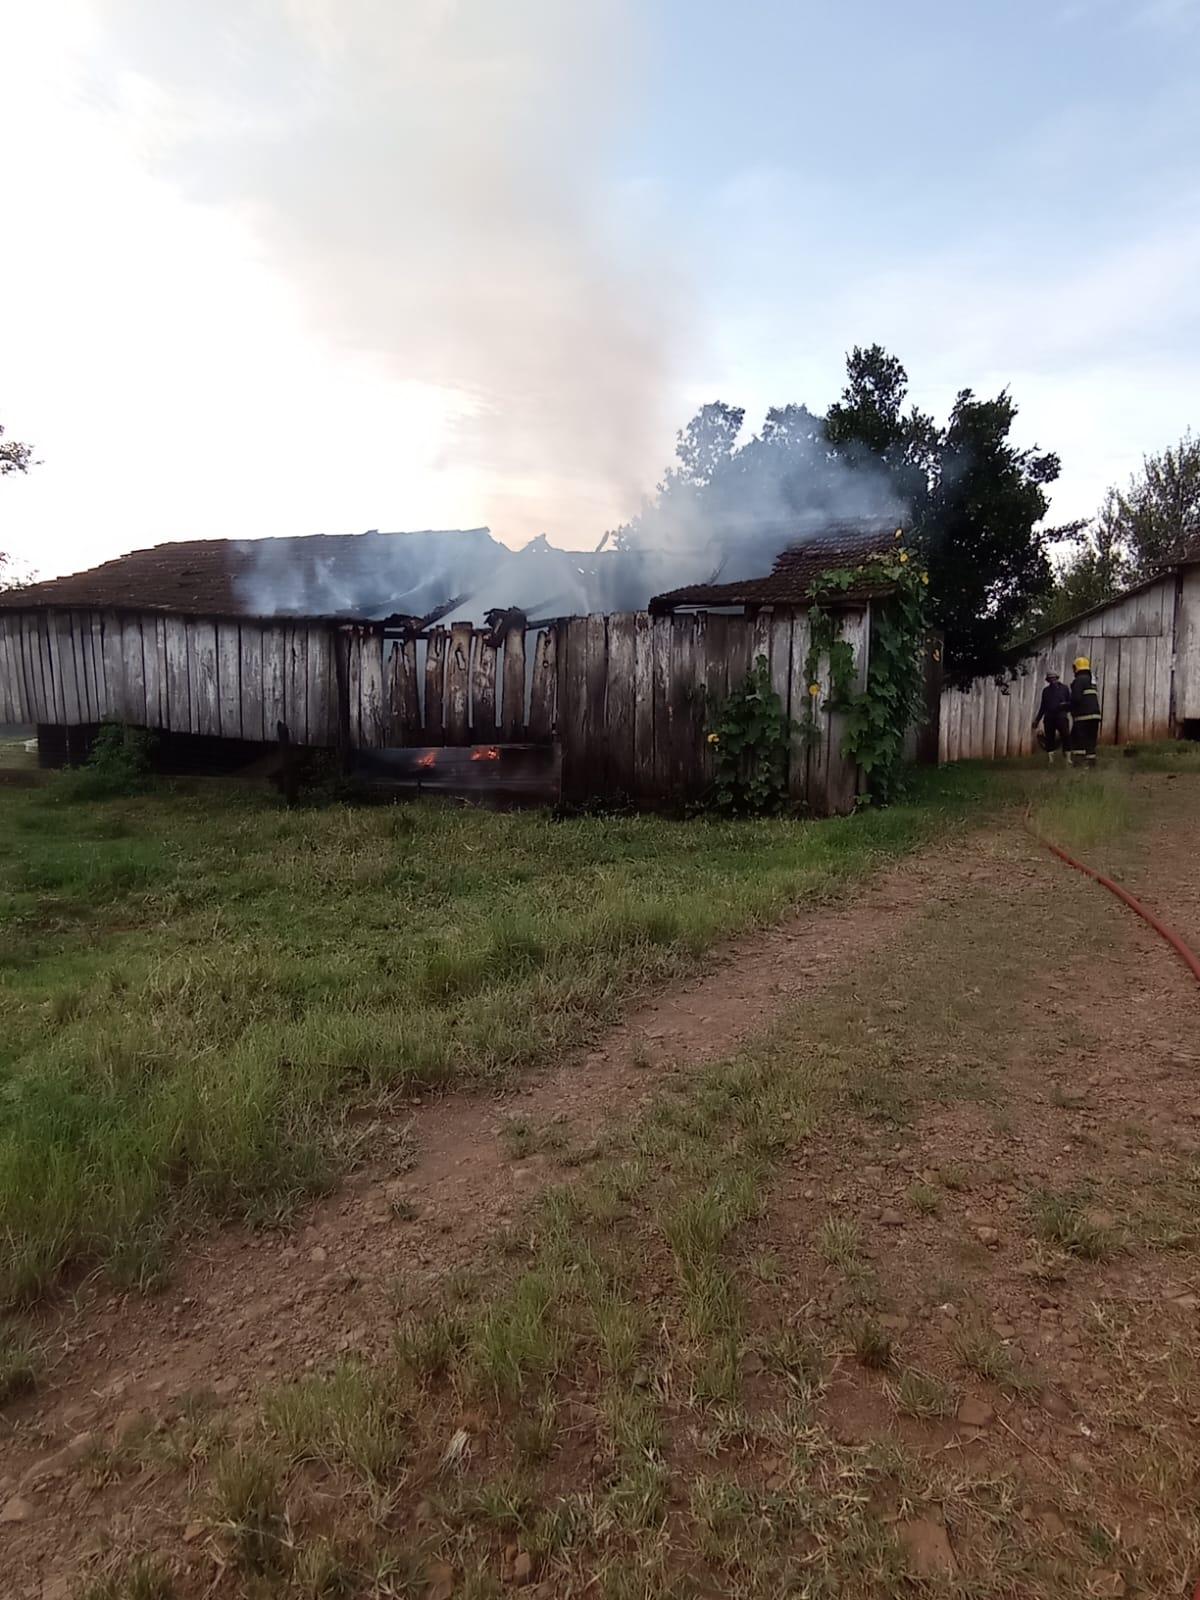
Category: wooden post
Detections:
[{"x1": 334, "y1": 630, "x2": 352, "y2": 772}]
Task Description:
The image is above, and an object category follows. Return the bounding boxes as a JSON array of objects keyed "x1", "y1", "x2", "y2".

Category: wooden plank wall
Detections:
[
  {"x1": 554, "y1": 609, "x2": 864, "y2": 813},
  {"x1": 0, "y1": 605, "x2": 868, "y2": 813},
  {"x1": 938, "y1": 574, "x2": 1180, "y2": 761},
  {"x1": 0, "y1": 610, "x2": 337, "y2": 746}
]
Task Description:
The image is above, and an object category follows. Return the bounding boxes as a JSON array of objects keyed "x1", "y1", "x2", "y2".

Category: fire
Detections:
[
  {"x1": 415, "y1": 752, "x2": 437, "y2": 769},
  {"x1": 471, "y1": 746, "x2": 501, "y2": 762}
]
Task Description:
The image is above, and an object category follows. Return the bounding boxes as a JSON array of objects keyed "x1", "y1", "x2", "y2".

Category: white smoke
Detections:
[{"x1": 87, "y1": 0, "x2": 681, "y2": 547}]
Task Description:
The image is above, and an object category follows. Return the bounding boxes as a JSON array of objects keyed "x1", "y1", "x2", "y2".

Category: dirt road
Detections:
[{"x1": 4, "y1": 772, "x2": 1199, "y2": 1598}]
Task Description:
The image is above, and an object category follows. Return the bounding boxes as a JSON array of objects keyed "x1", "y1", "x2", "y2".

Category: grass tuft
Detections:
[
  {"x1": 1029, "y1": 1190, "x2": 1116, "y2": 1260},
  {"x1": 851, "y1": 1317, "x2": 895, "y2": 1371},
  {"x1": 209, "y1": 1444, "x2": 287, "y2": 1574}
]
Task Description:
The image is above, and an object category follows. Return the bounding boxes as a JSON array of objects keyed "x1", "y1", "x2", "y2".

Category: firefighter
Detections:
[
  {"x1": 1032, "y1": 669, "x2": 1072, "y2": 764},
  {"x1": 1069, "y1": 656, "x2": 1102, "y2": 766}
]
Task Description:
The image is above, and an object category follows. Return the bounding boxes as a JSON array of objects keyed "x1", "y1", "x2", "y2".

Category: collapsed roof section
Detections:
[{"x1": 649, "y1": 520, "x2": 905, "y2": 613}]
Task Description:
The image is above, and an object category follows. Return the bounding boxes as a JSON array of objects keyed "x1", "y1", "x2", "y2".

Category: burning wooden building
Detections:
[{"x1": 0, "y1": 522, "x2": 907, "y2": 813}]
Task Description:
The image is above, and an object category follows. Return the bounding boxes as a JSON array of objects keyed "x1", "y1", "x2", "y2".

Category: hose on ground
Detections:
[{"x1": 1024, "y1": 819, "x2": 1200, "y2": 988}]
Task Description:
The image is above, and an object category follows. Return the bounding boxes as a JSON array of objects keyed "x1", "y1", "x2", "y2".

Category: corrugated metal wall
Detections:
[{"x1": 939, "y1": 574, "x2": 1179, "y2": 762}]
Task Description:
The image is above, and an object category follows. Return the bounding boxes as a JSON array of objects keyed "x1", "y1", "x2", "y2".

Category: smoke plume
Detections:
[{"x1": 90, "y1": 0, "x2": 680, "y2": 545}]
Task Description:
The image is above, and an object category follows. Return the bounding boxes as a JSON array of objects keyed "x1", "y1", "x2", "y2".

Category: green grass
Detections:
[{"x1": 0, "y1": 764, "x2": 996, "y2": 1306}]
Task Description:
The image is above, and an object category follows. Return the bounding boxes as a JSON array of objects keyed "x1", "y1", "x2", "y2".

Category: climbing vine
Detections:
[
  {"x1": 804, "y1": 537, "x2": 933, "y2": 805},
  {"x1": 706, "y1": 654, "x2": 791, "y2": 815}
]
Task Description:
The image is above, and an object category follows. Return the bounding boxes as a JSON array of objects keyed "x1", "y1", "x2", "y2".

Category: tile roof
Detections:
[{"x1": 650, "y1": 520, "x2": 904, "y2": 612}]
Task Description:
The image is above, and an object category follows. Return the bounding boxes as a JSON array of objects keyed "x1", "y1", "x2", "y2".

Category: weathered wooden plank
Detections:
[
  {"x1": 674, "y1": 614, "x2": 705, "y2": 799},
  {"x1": 651, "y1": 614, "x2": 673, "y2": 798},
  {"x1": 581, "y1": 614, "x2": 608, "y2": 793},
  {"x1": 261, "y1": 624, "x2": 287, "y2": 737},
  {"x1": 307, "y1": 626, "x2": 332, "y2": 746},
  {"x1": 284, "y1": 625, "x2": 308, "y2": 744},
  {"x1": 1125, "y1": 634, "x2": 1148, "y2": 742},
  {"x1": 358, "y1": 631, "x2": 384, "y2": 749},
  {"x1": 751, "y1": 610, "x2": 773, "y2": 670},
  {"x1": 188, "y1": 618, "x2": 219, "y2": 737},
  {"x1": 0, "y1": 617, "x2": 24, "y2": 721},
  {"x1": 424, "y1": 627, "x2": 446, "y2": 743},
  {"x1": 501, "y1": 624, "x2": 527, "y2": 740},
  {"x1": 11, "y1": 615, "x2": 37, "y2": 722},
  {"x1": 1148, "y1": 635, "x2": 1171, "y2": 740},
  {"x1": 86, "y1": 614, "x2": 108, "y2": 720},
  {"x1": 138, "y1": 616, "x2": 161, "y2": 729},
  {"x1": 445, "y1": 621, "x2": 472, "y2": 745},
  {"x1": 0, "y1": 618, "x2": 15, "y2": 722},
  {"x1": 699, "y1": 613, "x2": 728, "y2": 791},
  {"x1": 826, "y1": 607, "x2": 868, "y2": 812},
  {"x1": 68, "y1": 611, "x2": 93, "y2": 723},
  {"x1": 215, "y1": 622, "x2": 241, "y2": 739},
  {"x1": 470, "y1": 632, "x2": 497, "y2": 739},
  {"x1": 725, "y1": 615, "x2": 754, "y2": 691},
  {"x1": 769, "y1": 612, "x2": 793, "y2": 719},
  {"x1": 527, "y1": 627, "x2": 556, "y2": 742},
  {"x1": 53, "y1": 613, "x2": 80, "y2": 725},
  {"x1": 41, "y1": 613, "x2": 66, "y2": 724},
  {"x1": 158, "y1": 616, "x2": 186, "y2": 733},
  {"x1": 239, "y1": 623, "x2": 264, "y2": 743},
  {"x1": 20, "y1": 616, "x2": 45, "y2": 721},
  {"x1": 805, "y1": 618, "x2": 837, "y2": 815},
  {"x1": 117, "y1": 616, "x2": 145, "y2": 726},
  {"x1": 602, "y1": 613, "x2": 635, "y2": 796},
  {"x1": 391, "y1": 637, "x2": 421, "y2": 743},
  {"x1": 557, "y1": 618, "x2": 588, "y2": 798},
  {"x1": 631, "y1": 612, "x2": 655, "y2": 797},
  {"x1": 788, "y1": 611, "x2": 812, "y2": 803}
]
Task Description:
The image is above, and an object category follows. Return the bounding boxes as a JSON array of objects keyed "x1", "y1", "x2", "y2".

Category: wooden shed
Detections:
[
  {"x1": 939, "y1": 548, "x2": 1200, "y2": 762},
  {"x1": 0, "y1": 525, "x2": 902, "y2": 814}
]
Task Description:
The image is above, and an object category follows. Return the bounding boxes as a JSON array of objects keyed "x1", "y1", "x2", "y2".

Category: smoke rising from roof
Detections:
[{"x1": 90, "y1": 0, "x2": 681, "y2": 545}]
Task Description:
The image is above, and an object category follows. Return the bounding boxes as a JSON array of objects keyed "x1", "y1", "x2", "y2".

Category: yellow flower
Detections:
[
  {"x1": 921, "y1": 572, "x2": 929, "y2": 585},
  {"x1": 707, "y1": 732, "x2": 720, "y2": 744},
  {"x1": 808, "y1": 682, "x2": 821, "y2": 697},
  {"x1": 894, "y1": 528, "x2": 903, "y2": 540},
  {"x1": 932, "y1": 648, "x2": 942, "y2": 662},
  {"x1": 899, "y1": 551, "x2": 909, "y2": 564}
]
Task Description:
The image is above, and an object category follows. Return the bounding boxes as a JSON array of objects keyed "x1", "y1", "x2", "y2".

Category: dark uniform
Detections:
[
  {"x1": 1070, "y1": 668, "x2": 1102, "y2": 763},
  {"x1": 1033, "y1": 678, "x2": 1072, "y2": 753}
]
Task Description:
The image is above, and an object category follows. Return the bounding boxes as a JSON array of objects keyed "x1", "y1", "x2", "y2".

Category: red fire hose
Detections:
[{"x1": 1025, "y1": 821, "x2": 1200, "y2": 988}]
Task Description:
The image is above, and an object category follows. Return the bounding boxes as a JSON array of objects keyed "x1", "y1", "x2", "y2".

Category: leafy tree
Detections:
[
  {"x1": 0, "y1": 421, "x2": 35, "y2": 477},
  {"x1": 1022, "y1": 491, "x2": 1131, "y2": 635},
  {"x1": 1113, "y1": 431, "x2": 1200, "y2": 575},
  {"x1": 616, "y1": 346, "x2": 1065, "y2": 684},
  {"x1": 1, "y1": 418, "x2": 37, "y2": 591}
]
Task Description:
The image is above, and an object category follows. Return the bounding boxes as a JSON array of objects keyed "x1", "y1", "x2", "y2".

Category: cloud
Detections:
[{"x1": 85, "y1": 0, "x2": 686, "y2": 545}]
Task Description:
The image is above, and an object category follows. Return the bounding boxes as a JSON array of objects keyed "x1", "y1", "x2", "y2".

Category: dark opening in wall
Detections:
[{"x1": 1182, "y1": 719, "x2": 1200, "y2": 742}]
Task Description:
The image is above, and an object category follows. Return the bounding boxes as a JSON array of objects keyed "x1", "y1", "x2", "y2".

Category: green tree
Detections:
[
  {"x1": 1023, "y1": 491, "x2": 1131, "y2": 635},
  {"x1": 0, "y1": 421, "x2": 35, "y2": 478},
  {"x1": 825, "y1": 346, "x2": 1067, "y2": 684},
  {"x1": 1114, "y1": 431, "x2": 1200, "y2": 575},
  {"x1": 1, "y1": 418, "x2": 37, "y2": 592}
]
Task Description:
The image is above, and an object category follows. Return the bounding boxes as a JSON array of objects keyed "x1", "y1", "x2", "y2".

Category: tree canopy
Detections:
[
  {"x1": 1026, "y1": 430, "x2": 1199, "y2": 637},
  {"x1": 1, "y1": 418, "x2": 37, "y2": 591},
  {"x1": 617, "y1": 345, "x2": 1065, "y2": 684}
]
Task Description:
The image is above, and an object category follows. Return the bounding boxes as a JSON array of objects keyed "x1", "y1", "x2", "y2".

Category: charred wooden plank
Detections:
[
  {"x1": 558, "y1": 618, "x2": 588, "y2": 799},
  {"x1": 825, "y1": 605, "x2": 868, "y2": 815},
  {"x1": 424, "y1": 627, "x2": 447, "y2": 743},
  {"x1": 501, "y1": 624, "x2": 527, "y2": 740},
  {"x1": 261, "y1": 624, "x2": 287, "y2": 740},
  {"x1": 471, "y1": 631, "x2": 497, "y2": 739},
  {"x1": 527, "y1": 627, "x2": 556, "y2": 742},
  {"x1": 788, "y1": 610, "x2": 812, "y2": 807},
  {"x1": 445, "y1": 621, "x2": 472, "y2": 744},
  {"x1": 392, "y1": 637, "x2": 421, "y2": 743}
]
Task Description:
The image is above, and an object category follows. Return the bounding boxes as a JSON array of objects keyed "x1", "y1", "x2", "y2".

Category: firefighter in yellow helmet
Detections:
[{"x1": 1068, "y1": 656, "x2": 1101, "y2": 766}]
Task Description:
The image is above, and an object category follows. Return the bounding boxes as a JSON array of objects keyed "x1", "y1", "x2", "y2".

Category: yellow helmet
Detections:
[{"x1": 1073, "y1": 656, "x2": 1090, "y2": 671}]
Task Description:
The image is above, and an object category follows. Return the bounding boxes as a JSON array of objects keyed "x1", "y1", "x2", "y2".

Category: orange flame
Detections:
[
  {"x1": 471, "y1": 746, "x2": 501, "y2": 762},
  {"x1": 415, "y1": 752, "x2": 437, "y2": 769}
]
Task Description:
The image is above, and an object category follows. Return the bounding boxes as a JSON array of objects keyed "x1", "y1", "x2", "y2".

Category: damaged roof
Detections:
[
  {"x1": 649, "y1": 521, "x2": 905, "y2": 613},
  {"x1": 0, "y1": 530, "x2": 498, "y2": 621}
]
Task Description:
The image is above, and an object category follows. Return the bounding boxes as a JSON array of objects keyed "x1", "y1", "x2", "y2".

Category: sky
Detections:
[{"x1": 1, "y1": 0, "x2": 1198, "y2": 581}]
